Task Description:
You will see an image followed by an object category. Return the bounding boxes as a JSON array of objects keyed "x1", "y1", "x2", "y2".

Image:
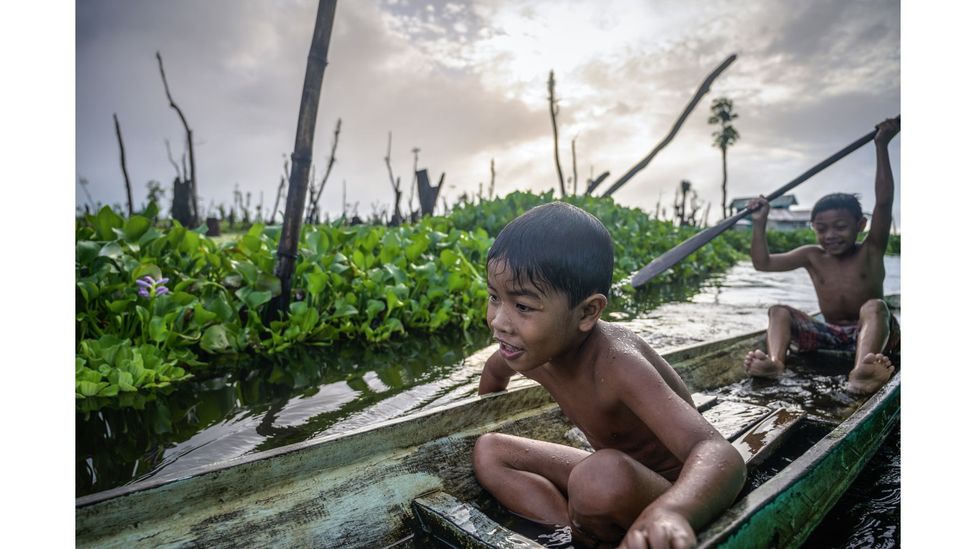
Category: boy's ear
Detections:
[
  {"x1": 857, "y1": 216, "x2": 868, "y2": 232},
  {"x1": 577, "y1": 293, "x2": 608, "y2": 332}
]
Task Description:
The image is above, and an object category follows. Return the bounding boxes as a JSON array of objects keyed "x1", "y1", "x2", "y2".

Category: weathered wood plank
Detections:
[
  {"x1": 731, "y1": 408, "x2": 806, "y2": 467},
  {"x1": 413, "y1": 491, "x2": 544, "y2": 549}
]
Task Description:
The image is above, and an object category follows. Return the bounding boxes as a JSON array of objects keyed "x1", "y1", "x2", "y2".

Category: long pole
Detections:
[
  {"x1": 266, "y1": 0, "x2": 339, "y2": 321},
  {"x1": 601, "y1": 54, "x2": 737, "y2": 198},
  {"x1": 630, "y1": 119, "x2": 896, "y2": 288}
]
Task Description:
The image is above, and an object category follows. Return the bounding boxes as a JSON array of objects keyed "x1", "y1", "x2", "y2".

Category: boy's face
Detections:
[
  {"x1": 485, "y1": 260, "x2": 581, "y2": 373},
  {"x1": 811, "y1": 208, "x2": 866, "y2": 256}
]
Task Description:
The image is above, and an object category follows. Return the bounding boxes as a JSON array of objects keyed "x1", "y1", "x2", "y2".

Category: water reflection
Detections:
[{"x1": 76, "y1": 329, "x2": 491, "y2": 496}]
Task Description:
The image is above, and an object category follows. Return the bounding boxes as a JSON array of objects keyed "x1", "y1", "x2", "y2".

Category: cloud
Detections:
[{"x1": 76, "y1": 0, "x2": 899, "y2": 225}]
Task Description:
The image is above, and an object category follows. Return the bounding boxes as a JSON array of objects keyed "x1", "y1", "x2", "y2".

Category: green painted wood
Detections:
[{"x1": 697, "y1": 372, "x2": 901, "y2": 548}]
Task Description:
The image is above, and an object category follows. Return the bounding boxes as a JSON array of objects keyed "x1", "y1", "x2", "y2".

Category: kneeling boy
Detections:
[{"x1": 473, "y1": 202, "x2": 745, "y2": 548}]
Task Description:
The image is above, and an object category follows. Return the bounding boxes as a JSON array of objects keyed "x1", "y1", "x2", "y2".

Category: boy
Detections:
[
  {"x1": 473, "y1": 202, "x2": 746, "y2": 549},
  {"x1": 743, "y1": 117, "x2": 900, "y2": 395}
]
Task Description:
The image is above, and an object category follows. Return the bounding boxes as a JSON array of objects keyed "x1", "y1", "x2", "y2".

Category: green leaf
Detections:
[
  {"x1": 131, "y1": 264, "x2": 163, "y2": 282},
  {"x1": 123, "y1": 216, "x2": 151, "y2": 241},
  {"x1": 149, "y1": 316, "x2": 168, "y2": 343},
  {"x1": 192, "y1": 302, "x2": 218, "y2": 326},
  {"x1": 94, "y1": 206, "x2": 123, "y2": 241},
  {"x1": 365, "y1": 299, "x2": 385, "y2": 320},
  {"x1": 200, "y1": 325, "x2": 231, "y2": 353},
  {"x1": 76, "y1": 241, "x2": 101, "y2": 265},
  {"x1": 77, "y1": 380, "x2": 107, "y2": 397},
  {"x1": 306, "y1": 270, "x2": 329, "y2": 296},
  {"x1": 98, "y1": 242, "x2": 124, "y2": 259}
]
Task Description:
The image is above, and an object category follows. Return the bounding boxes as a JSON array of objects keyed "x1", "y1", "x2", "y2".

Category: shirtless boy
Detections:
[
  {"x1": 743, "y1": 117, "x2": 900, "y2": 395},
  {"x1": 473, "y1": 202, "x2": 745, "y2": 549}
]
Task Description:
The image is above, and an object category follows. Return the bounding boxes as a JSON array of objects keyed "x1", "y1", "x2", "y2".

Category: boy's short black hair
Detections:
[
  {"x1": 487, "y1": 201, "x2": 613, "y2": 308},
  {"x1": 811, "y1": 193, "x2": 863, "y2": 221}
]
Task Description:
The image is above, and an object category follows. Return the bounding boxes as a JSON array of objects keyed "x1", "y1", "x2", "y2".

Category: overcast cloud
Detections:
[{"x1": 76, "y1": 0, "x2": 900, "y2": 225}]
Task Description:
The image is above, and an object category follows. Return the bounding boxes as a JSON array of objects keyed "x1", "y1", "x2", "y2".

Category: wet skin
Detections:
[
  {"x1": 475, "y1": 260, "x2": 746, "y2": 548},
  {"x1": 743, "y1": 117, "x2": 900, "y2": 394}
]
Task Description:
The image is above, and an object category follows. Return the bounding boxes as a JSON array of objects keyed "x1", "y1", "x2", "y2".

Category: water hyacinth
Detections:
[{"x1": 135, "y1": 275, "x2": 170, "y2": 298}]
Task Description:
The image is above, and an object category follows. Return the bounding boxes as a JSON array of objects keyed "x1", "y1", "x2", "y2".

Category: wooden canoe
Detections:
[{"x1": 76, "y1": 297, "x2": 900, "y2": 548}]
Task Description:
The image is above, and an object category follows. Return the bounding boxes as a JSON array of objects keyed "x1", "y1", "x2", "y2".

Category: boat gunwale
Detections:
[
  {"x1": 76, "y1": 327, "x2": 768, "y2": 508},
  {"x1": 697, "y1": 370, "x2": 901, "y2": 547}
]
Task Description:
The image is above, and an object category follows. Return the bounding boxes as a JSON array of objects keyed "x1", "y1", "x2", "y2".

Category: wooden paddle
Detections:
[{"x1": 630, "y1": 117, "x2": 899, "y2": 288}]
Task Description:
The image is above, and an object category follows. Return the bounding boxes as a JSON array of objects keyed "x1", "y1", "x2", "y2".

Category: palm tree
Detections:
[{"x1": 708, "y1": 97, "x2": 740, "y2": 218}]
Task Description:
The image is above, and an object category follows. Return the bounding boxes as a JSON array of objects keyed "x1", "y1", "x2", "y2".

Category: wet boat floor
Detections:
[{"x1": 409, "y1": 350, "x2": 899, "y2": 548}]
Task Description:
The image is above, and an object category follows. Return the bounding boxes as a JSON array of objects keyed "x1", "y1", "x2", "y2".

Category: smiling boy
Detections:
[
  {"x1": 472, "y1": 202, "x2": 745, "y2": 548},
  {"x1": 743, "y1": 117, "x2": 900, "y2": 394}
]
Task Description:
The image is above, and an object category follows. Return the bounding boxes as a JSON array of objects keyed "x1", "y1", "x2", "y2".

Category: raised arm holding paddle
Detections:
[
  {"x1": 740, "y1": 117, "x2": 900, "y2": 395},
  {"x1": 630, "y1": 115, "x2": 900, "y2": 288}
]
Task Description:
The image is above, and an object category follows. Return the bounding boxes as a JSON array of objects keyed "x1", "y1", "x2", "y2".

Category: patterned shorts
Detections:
[{"x1": 782, "y1": 305, "x2": 901, "y2": 354}]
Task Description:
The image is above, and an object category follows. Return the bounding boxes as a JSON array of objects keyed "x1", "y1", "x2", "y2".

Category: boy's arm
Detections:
[
  {"x1": 610, "y1": 355, "x2": 746, "y2": 548},
  {"x1": 478, "y1": 351, "x2": 516, "y2": 394},
  {"x1": 748, "y1": 196, "x2": 811, "y2": 272},
  {"x1": 864, "y1": 117, "x2": 900, "y2": 252}
]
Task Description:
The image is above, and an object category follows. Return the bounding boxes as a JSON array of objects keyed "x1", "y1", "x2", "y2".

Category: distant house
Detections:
[{"x1": 730, "y1": 194, "x2": 810, "y2": 231}]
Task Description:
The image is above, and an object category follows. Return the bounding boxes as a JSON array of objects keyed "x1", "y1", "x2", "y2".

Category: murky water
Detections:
[{"x1": 76, "y1": 257, "x2": 900, "y2": 547}]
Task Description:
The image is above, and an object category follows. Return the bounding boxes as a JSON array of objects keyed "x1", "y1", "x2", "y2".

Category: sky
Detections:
[{"x1": 76, "y1": 0, "x2": 901, "y2": 226}]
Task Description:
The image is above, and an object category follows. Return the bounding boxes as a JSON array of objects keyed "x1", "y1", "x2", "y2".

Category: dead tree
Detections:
[
  {"x1": 416, "y1": 169, "x2": 444, "y2": 217},
  {"x1": 171, "y1": 176, "x2": 194, "y2": 226},
  {"x1": 408, "y1": 147, "x2": 420, "y2": 216},
  {"x1": 113, "y1": 113, "x2": 134, "y2": 216},
  {"x1": 266, "y1": 0, "x2": 339, "y2": 322},
  {"x1": 571, "y1": 136, "x2": 579, "y2": 195},
  {"x1": 601, "y1": 54, "x2": 737, "y2": 198},
  {"x1": 306, "y1": 117, "x2": 341, "y2": 223},
  {"x1": 547, "y1": 70, "x2": 567, "y2": 197},
  {"x1": 489, "y1": 158, "x2": 496, "y2": 199},
  {"x1": 156, "y1": 51, "x2": 199, "y2": 226},
  {"x1": 269, "y1": 156, "x2": 289, "y2": 224},
  {"x1": 385, "y1": 132, "x2": 404, "y2": 225}
]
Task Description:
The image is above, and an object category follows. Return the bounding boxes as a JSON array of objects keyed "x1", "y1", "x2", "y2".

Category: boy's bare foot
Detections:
[
  {"x1": 743, "y1": 350, "x2": 785, "y2": 378},
  {"x1": 846, "y1": 353, "x2": 894, "y2": 395}
]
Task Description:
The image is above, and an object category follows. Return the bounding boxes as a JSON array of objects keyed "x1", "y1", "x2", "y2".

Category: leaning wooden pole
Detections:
[
  {"x1": 265, "y1": 0, "x2": 338, "y2": 321},
  {"x1": 602, "y1": 54, "x2": 737, "y2": 198},
  {"x1": 113, "y1": 113, "x2": 134, "y2": 216}
]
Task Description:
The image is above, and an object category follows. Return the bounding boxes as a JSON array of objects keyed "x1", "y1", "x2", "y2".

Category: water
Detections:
[{"x1": 76, "y1": 257, "x2": 900, "y2": 547}]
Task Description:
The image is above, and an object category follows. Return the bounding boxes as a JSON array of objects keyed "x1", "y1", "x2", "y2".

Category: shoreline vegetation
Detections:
[{"x1": 76, "y1": 190, "x2": 900, "y2": 409}]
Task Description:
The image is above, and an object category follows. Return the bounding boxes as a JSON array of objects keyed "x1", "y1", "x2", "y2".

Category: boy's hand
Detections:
[
  {"x1": 874, "y1": 117, "x2": 900, "y2": 147},
  {"x1": 747, "y1": 196, "x2": 770, "y2": 222},
  {"x1": 618, "y1": 508, "x2": 695, "y2": 549}
]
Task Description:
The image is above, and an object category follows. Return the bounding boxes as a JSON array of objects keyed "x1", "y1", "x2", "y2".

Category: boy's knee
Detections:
[
  {"x1": 472, "y1": 433, "x2": 506, "y2": 478},
  {"x1": 859, "y1": 299, "x2": 889, "y2": 319},
  {"x1": 567, "y1": 450, "x2": 634, "y2": 516},
  {"x1": 768, "y1": 305, "x2": 791, "y2": 322}
]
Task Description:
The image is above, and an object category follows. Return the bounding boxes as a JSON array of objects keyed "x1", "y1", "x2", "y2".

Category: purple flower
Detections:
[{"x1": 135, "y1": 275, "x2": 171, "y2": 298}]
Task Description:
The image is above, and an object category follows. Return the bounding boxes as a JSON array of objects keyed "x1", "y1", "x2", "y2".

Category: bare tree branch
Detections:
[
  {"x1": 547, "y1": 70, "x2": 567, "y2": 197},
  {"x1": 113, "y1": 113, "x2": 134, "y2": 216},
  {"x1": 156, "y1": 51, "x2": 199, "y2": 224}
]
